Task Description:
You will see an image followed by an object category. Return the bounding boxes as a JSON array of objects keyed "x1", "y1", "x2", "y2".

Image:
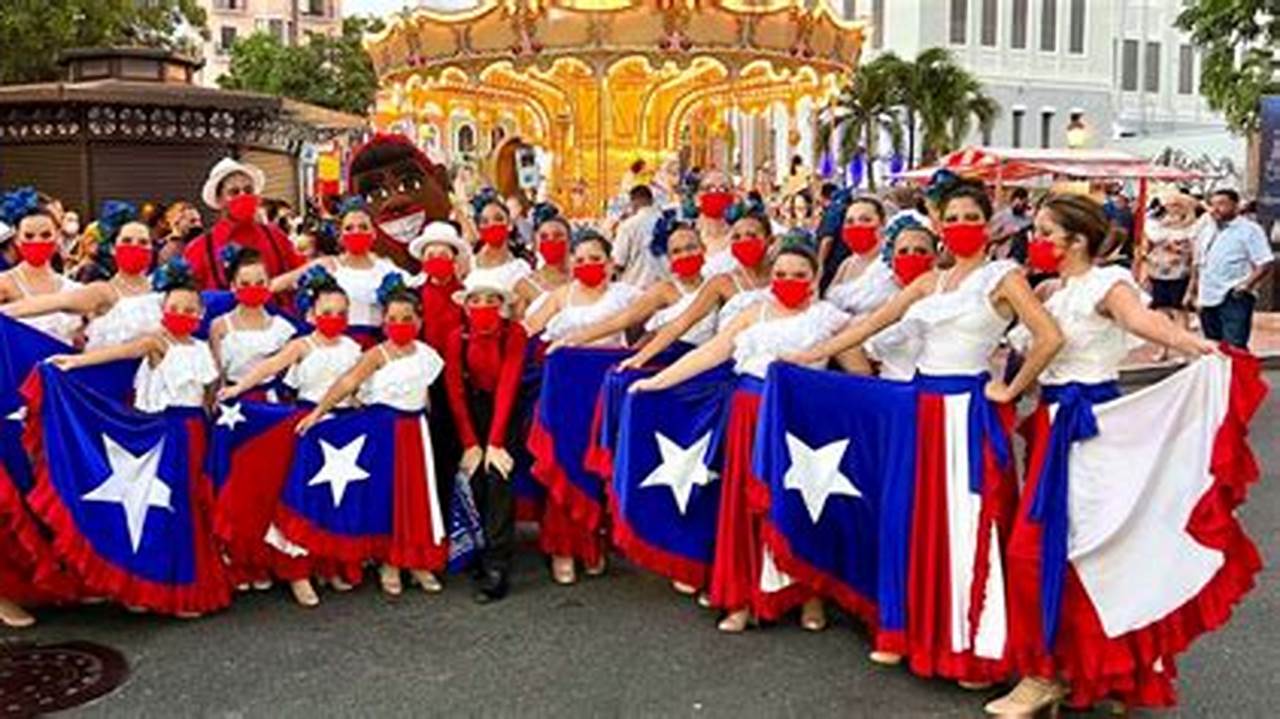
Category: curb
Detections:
[{"x1": 1119, "y1": 353, "x2": 1280, "y2": 386}]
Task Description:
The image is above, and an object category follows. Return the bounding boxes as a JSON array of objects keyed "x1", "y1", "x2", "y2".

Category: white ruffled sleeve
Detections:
[
  {"x1": 981, "y1": 259, "x2": 1022, "y2": 296},
  {"x1": 194, "y1": 342, "x2": 220, "y2": 385},
  {"x1": 418, "y1": 342, "x2": 444, "y2": 387}
]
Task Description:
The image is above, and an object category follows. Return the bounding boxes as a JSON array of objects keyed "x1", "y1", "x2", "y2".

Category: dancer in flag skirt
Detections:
[
  {"x1": 0, "y1": 191, "x2": 83, "y2": 344},
  {"x1": 35, "y1": 259, "x2": 230, "y2": 616},
  {"x1": 210, "y1": 245, "x2": 295, "y2": 401},
  {"x1": 0, "y1": 189, "x2": 92, "y2": 627},
  {"x1": 789, "y1": 175, "x2": 1064, "y2": 685},
  {"x1": 410, "y1": 221, "x2": 469, "y2": 354},
  {"x1": 273, "y1": 203, "x2": 406, "y2": 349},
  {"x1": 443, "y1": 269, "x2": 528, "y2": 603},
  {"x1": 632, "y1": 243, "x2": 849, "y2": 633},
  {"x1": 986, "y1": 195, "x2": 1259, "y2": 715},
  {"x1": 524, "y1": 229, "x2": 642, "y2": 584},
  {"x1": 513, "y1": 204, "x2": 571, "y2": 319},
  {"x1": 291, "y1": 274, "x2": 447, "y2": 597},
  {"x1": 216, "y1": 266, "x2": 362, "y2": 606},
  {"x1": 618, "y1": 201, "x2": 774, "y2": 371},
  {"x1": 3, "y1": 211, "x2": 162, "y2": 351},
  {"x1": 464, "y1": 189, "x2": 532, "y2": 292}
]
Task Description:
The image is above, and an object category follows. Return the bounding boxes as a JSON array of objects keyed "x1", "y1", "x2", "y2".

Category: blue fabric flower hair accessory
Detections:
[
  {"x1": 296, "y1": 264, "x2": 341, "y2": 314},
  {"x1": 470, "y1": 187, "x2": 501, "y2": 222},
  {"x1": 375, "y1": 271, "x2": 411, "y2": 308},
  {"x1": 649, "y1": 208, "x2": 693, "y2": 257},
  {"x1": 0, "y1": 187, "x2": 40, "y2": 227},
  {"x1": 151, "y1": 257, "x2": 197, "y2": 293}
]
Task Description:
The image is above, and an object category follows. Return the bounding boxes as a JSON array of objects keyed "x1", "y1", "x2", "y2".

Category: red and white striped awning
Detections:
[{"x1": 894, "y1": 146, "x2": 1201, "y2": 183}]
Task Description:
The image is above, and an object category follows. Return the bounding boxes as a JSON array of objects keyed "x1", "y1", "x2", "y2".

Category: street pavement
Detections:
[{"x1": 16, "y1": 370, "x2": 1279, "y2": 718}]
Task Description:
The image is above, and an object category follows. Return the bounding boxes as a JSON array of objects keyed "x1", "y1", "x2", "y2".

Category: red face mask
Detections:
[
  {"x1": 422, "y1": 255, "x2": 455, "y2": 282},
  {"x1": 478, "y1": 224, "x2": 509, "y2": 248},
  {"x1": 468, "y1": 305, "x2": 502, "y2": 334},
  {"x1": 1027, "y1": 237, "x2": 1062, "y2": 273},
  {"x1": 114, "y1": 244, "x2": 152, "y2": 275},
  {"x1": 841, "y1": 225, "x2": 879, "y2": 255},
  {"x1": 226, "y1": 193, "x2": 260, "y2": 224},
  {"x1": 538, "y1": 238, "x2": 568, "y2": 266},
  {"x1": 572, "y1": 261, "x2": 608, "y2": 288},
  {"x1": 698, "y1": 191, "x2": 735, "y2": 219},
  {"x1": 669, "y1": 253, "x2": 705, "y2": 279},
  {"x1": 892, "y1": 253, "x2": 935, "y2": 286},
  {"x1": 384, "y1": 320, "x2": 418, "y2": 346},
  {"x1": 731, "y1": 236, "x2": 767, "y2": 268},
  {"x1": 235, "y1": 285, "x2": 272, "y2": 308},
  {"x1": 341, "y1": 231, "x2": 375, "y2": 255},
  {"x1": 941, "y1": 222, "x2": 988, "y2": 258},
  {"x1": 162, "y1": 310, "x2": 201, "y2": 337},
  {"x1": 314, "y1": 314, "x2": 348, "y2": 339},
  {"x1": 18, "y1": 241, "x2": 57, "y2": 267},
  {"x1": 771, "y1": 277, "x2": 811, "y2": 309}
]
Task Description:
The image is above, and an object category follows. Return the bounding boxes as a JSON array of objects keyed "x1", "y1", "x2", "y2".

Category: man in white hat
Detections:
[
  {"x1": 184, "y1": 157, "x2": 303, "y2": 290},
  {"x1": 440, "y1": 267, "x2": 528, "y2": 603}
]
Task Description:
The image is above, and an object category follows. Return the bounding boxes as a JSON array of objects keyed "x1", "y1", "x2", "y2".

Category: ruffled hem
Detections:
[
  {"x1": 273, "y1": 506, "x2": 390, "y2": 564},
  {"x1": 607, "y1": 489, "x2": 708, "y2": 589},
  {"x1": 759, "y1": 522, "x2": 878, "y2": 628},
  {"x1": 0, "y1": 463, "x2": 80, "y2": 603},
  {"x1": 527, "y1": 406, "x2": 603, "y2": 532},
  {"x1": 23, "y1": 381, "x2": 231, "y2": 615},
  {"x1": 536, "y1": 498, "x2": 604, "y2": 565},
  {"x1": 1026, "y1": 348, "x2": 1267, "y2": 709}
]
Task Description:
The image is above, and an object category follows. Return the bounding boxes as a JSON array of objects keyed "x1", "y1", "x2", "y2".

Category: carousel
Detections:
[{"x1": 365, "y1": 0, "x2": 865, "y2": 216}]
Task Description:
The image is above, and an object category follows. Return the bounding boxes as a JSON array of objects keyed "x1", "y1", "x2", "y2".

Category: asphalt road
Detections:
[{"x1": 15, "y1": 370, "x2": 1279, "y2": 718}]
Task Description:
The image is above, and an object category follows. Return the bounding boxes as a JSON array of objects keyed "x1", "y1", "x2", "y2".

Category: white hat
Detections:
[
  {"x1": 201, "y1": 157, "x2": 266, "y2": 210},
  {"x1": 409, "y1": 221, "x2": 471, "y2": 261},
  {"x1": 451, "y1": 266, "x2": 513, "y2": 308}
]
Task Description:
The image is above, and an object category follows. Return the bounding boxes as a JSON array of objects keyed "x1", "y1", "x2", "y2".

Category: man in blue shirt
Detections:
[{"x1": 1191, "y1": 189, "x2": 1275, "y2": 348}]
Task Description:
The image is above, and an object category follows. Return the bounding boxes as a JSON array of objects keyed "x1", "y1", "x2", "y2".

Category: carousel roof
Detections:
[{"x1": 364, "y1": 0, "x2": 866, "y2": 83}]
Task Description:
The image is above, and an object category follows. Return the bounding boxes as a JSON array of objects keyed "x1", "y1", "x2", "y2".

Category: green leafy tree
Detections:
[
  {"x1": 818, "y1": 53, "x2": 910, "y2": 190},
  {"x1": 0, "y1": 0, "x2": 207, "y2": 85},
  {"x1": 906, "y1": 48, "x2": 998, "y2": 164},
  {"x1": 219, "y1": 16, "x2": 383, "y2": 116},
  {"x1": 1176, "y1": 0, "x2": 1279, "y2": 133}
]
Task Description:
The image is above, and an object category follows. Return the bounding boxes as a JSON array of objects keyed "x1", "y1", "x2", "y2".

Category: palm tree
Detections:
[
  {"x1": 817, "y1": 53, "x2": 909, "y2": 191},
  {"x1": 904, "y1": 48, "x2": 999, "y2": 164}
]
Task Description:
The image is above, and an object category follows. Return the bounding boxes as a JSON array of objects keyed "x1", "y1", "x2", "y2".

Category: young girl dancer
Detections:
[
  {"x1": 0, "y1": 203, "x2": 84, "y2": 344},
  {"x1": 293, "y1": 275, "x2": 447, "y2": 596},
  {"x1": 824, "y1": 197, "x2": 899, "y2": 317},
  {"x1": 467, "y1": 191, "x2": 532, "y2": 292},
  {"x1": 210, "y1": 246, "x2": 295, "y2": 401},
  {"x1": 513, "y1": 206, "x2": 571, "y2": 319},
  {"x1": 631, "y1": 244, "x2": 849, "y2": 633},
  {"x1": 217, "y1": 267, "x2": 361, "y2": 606},
  {"x1": 409, "y1": 221, "x2": 469, "y2": 353},
  {"x1": 45, "y1": 260, "x2": 229, "y2": 616}
]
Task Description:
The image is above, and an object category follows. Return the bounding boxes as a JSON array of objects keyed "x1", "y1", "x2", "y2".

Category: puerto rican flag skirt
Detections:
[
  {"x1": 877, "y1": 372, "x2": 1017, "y2": 684},
  {"x1": 1006, "y1": 350, "x2": 1266, "y2": 708},
  {"x1": 713, "y1": 377, "x2": 815, "y2": 619},
  {"x1": 273, "y1": 407, "x2": 447, "y2": 572}
]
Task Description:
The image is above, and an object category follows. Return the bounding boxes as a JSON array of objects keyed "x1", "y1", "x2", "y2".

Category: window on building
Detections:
[
  {"x1": 979, "y1": 0, "x2": 997, "y2": 46},
  {"x1": 1178, "y1": 44, "x2": 1194, "y2": 95},
  {"x1": 457, "y1": 125, "x2": 477, "y2": 155},
  {"x1": 1011, "y1": 0, "x2": 1028, "y2": 49},
  {"x1": 1121, "y1": 39, "x2": 1139, "y2": 91},
  {"x1": 218, "y1": 26, "x2": 237, "y2": 54},
  {"x1": 1040, "y1": 110, "x2": 1054, "y2": 149},
  {"x1": 981, "y1": 123, "x2": 993, "y2": 147},
  {"x1": 1012, "y1": 109, "x2": 1025, "y2": 148},
  {"x1": 213, "y1": 0, "x2": 241, "y2": 9},
  {"x1": 1068, "y1": 0, "x2": 1085, "y2": 54},
  {"x1": 269, "y1": 19, "x2": 285, "y2": 41},
  {"x1": 872, "y1": 0, "x2": 885, "y2": 48},
  {"x1": 950, "y1": 0, "x2": 968, "y2": 44},
  {"x1": 305, "y1": 0, "x2": 326, "y2": 16},
  {"x1": 1040, "y1": 0, "x2": 1057, "y2": 52},
  {"x1": 843, "y1": 0, "x2": 856, "y2": 20},
  {"x1": 1145, "y1": 41, "x2": 1161, "y2": 92}
]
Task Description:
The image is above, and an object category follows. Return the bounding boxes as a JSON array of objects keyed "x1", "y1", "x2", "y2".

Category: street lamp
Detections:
[{"x1": 1066, "y1": 111, "x2": 1088, "y2": 149}]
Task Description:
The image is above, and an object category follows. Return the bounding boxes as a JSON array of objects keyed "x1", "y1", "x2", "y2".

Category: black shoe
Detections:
[{"x1": 472, "y1": 569, "x2": 509, "y2": 604}]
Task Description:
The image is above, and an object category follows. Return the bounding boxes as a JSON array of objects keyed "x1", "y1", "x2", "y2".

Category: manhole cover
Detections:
[{"x1": 0, "y1": 641, "x2": 128, "y2": 717}]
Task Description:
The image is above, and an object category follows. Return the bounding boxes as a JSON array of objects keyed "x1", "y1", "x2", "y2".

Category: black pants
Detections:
[
  {"x1": 1200, "y1": 290, "x2": 1255, "y2": 349},
  {"x1": 465, "y1": 388, "x2": 515, "y2": 574}
]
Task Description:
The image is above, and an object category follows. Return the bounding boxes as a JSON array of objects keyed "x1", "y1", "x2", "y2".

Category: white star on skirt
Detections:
[
  {"x1": 782, "y1": 433, "x2": 861, "y2": 524},
  {"x1": 81, "y1": 434, "x2": 173, "y2": 553},
  {"x1": 308, "y1": 436, "x2": 371, "y2": 508},
  {"x1": 639, "y1": 431, "x2": 716, "y2": 516}
]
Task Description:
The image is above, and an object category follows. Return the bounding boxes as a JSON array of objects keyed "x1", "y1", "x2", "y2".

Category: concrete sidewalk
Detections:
[{"x1": 1120, "y1": 311, "x2": 1280, "y2": 382}]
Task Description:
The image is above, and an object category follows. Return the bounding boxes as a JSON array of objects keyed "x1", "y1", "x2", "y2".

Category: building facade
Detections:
[
  {"x1": 848, "y1": 0, "x2": 1227, "y2": 155},
  {"x1": 195, "y1": 0, "x2": 345, "y2": 87}
]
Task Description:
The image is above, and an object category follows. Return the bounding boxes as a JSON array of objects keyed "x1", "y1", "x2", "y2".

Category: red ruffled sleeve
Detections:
[{"x1": 442, "y1": 326, "x2": 480, "y2": 449}]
